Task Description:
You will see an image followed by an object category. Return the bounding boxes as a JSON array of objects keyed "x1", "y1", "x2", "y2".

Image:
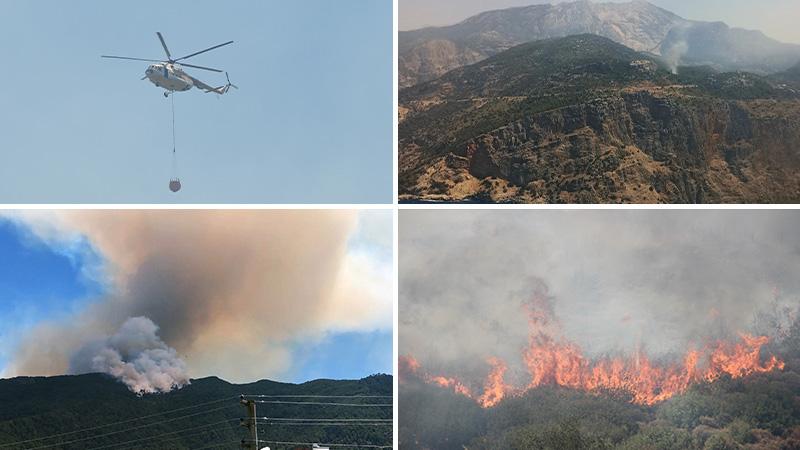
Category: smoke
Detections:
[
  {"x1": 69, "y1": 317, "x2": 189, "y2": 394},
  {"x1": 662, "y1": 38, "x2": 688, "y2": 74},
  {"x1": 656, "y1": 21, "x2": 692, "y2": 74},
  {"x1": 400, "y1": 210, "x2": 800, "y2": 379},
  {"x1": 4, "y1": 210, "x2": 392, "y2": 389}
]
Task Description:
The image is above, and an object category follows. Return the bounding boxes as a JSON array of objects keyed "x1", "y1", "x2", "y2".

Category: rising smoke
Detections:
[
  {"x1": 400, "y1": 210, "x2": 800, "y2": 382},
  {"x1": 4, "y1": 210, "x2": 392, "y2": 392},
  {"x1": 69, "y1": 317, "x2": 189, "y2": 394}
]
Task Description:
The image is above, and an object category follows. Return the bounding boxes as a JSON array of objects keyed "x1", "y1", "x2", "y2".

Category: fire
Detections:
[
  {"x1": 399, "y1": 355, "x2": 473, "y2": 398},
  {"x1": 401, "y1": 302, "x2": 785, "y2": 408},
  {"x1": 478, "y1": 357, "x2": 510, "y2": 408}
]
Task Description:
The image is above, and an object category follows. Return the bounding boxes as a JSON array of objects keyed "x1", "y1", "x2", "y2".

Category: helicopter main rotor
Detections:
[{"x1": 101, "y1": 32, "x2": 233, "y2": 73}]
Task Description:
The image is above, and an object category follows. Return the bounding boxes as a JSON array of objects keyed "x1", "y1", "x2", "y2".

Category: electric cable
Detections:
[
  {"x1": 251, "y1": 401, "x2": 391, "y2": 407},
  {"x1": 244, "y1": 440, "x2": 391, "y2": 449},
  {"x1": 84, "y1": 418, "x2": 238, "y2": 450},
  {"x1": 23, "y1": 404, "x2": 239, "y2": 450},
  {"x1": 0, "y1": 397, "x2": 237, "y2": 448}
]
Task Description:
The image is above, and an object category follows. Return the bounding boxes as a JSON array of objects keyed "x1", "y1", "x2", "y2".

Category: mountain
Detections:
[
  {"x1": 659, "y1": 21, "x2": 800, "y2": 74},
  {"x1": 399, "y1": 34, "x2": 800, "y2": 204},
  {"x1": 399, "y1": 0, "x2": 800, "y2": 88},
  {"x1": 0, "y1": 373, "x2": 392, "y2": 450},
  {"x1": 400, "y1": 0, "x2": 684, "y2": 87},
  {"x1": 772, "y1": 61, "x2": 800, "y2": 88}
]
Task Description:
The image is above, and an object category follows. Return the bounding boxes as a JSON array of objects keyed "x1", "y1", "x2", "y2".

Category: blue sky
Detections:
[
  {"x1": 400, "y1": 0, "x2": 800, "y2": 44},
  {"x1": 0, "y1": 211, "x2": 393, "y2": 383},
  {"x1": 0, "y1": 0, "x2": 392, "y2": 203}
]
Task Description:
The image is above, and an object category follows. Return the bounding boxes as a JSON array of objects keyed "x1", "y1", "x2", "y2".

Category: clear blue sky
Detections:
[
  {"x1": 0, "y1": 0, "x2": 393, "y2": 203},
  {"x1": 0, "y1": 211, "x2": 393, "y2": 383}
]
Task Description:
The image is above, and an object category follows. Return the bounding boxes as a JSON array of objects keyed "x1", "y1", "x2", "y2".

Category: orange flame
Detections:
[
  {"x1": 402, "y1": 303, "x2": 784, "y2": 408},
  {"x1": 478, "y1": 357, "x2": 510, "y2": 408}
]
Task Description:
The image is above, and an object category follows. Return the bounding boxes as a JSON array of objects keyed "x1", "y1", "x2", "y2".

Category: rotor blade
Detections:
[
  {"x1": 174, "y1": 40, "x2": 233, "y2": 62},
  {"x1": 156, "y1": 32, "x2": 172, "y2": 59},
  {"x1": 101, "y1": 55, "x2": 162, "y2": 62},
  {"x1": 179, "y1": 63, "x2": 223, "y2": 73}
]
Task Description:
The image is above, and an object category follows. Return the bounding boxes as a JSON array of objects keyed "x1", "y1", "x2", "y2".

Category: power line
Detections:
[
  {"x1": 0, "y1": 396, "x2": 237, "y2": 448},
  {"x1": 240, "y1": 396, "x2": 392, "y2": 450},
  {"x1": 259, "y1": 423, "x2": 391, "y2": 427},
  {"x1": 256, "y1": 418, "x2": 392, "y2": 422},
  {"x1": 85, "y1": 418, "x2": 238, "y2": 450},
  {"x1": 192, "y1": 440, "x2": 243, "y2": 450},
  {"x1": 242, "y1": 395, "x2": 392, "y2": 398},
  {"x1": 244, "y1": 440, "x2": 392, "y2": 449},
  {"x1": 252, "y1": 401, "x2": 392, "y2": 407},
  {"x1": 23, "y1": 404, "x2": 239, "y2": 450}
]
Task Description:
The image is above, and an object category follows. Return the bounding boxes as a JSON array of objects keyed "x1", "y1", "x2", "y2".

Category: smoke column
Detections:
[
  {"x1": 400, "y1": 210, "x2": 800, "y2": 381},
  {"x1": 4, "y1": 210, "x2": 392, "y2": 390},
  {"x1": 69, "y1": 317, "x2": 189, "y2": 394}
]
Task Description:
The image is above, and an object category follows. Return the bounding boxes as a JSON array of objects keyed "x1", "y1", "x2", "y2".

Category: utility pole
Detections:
[{"x1": 240, "y1": 395, "x2": 259, "y2": 450}]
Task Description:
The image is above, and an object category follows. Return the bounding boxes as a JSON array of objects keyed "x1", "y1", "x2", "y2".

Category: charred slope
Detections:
[
  {"x1": 399, "y1": 35, "x2": 800, "y2": 204},
  {"x1": 0, "y1": 373, "x2": 392, "y2": 449}
]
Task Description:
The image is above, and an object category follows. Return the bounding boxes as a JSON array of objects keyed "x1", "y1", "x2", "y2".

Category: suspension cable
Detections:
[
  {"x1": 244, "y1": 440, "x2": 392, "y2": 449},
  {"x1": 0, "y1": 397, "x2": 237, "y2": 448},
  {"x1": 251, "y1": 401, "x2": 392, "y2": 407},
  {"x1": 242, "y1": 394, "x2": 392, "y2": 398},
  {"x1": 84, "y1": 418, "x2": 238, "y2": 450},
  {"x1": 23, "y1": 404, "x2": 239, "y2": 450}
]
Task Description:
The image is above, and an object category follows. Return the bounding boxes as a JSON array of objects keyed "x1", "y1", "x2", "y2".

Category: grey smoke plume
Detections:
[
  {"x1": 400, "y1": 210, "x2": 800, "y2": 377},
  {"x1": 662, "y1": 38, "x2": 688, "y2": 74},
  {"x1": 4, "y1": 210, "x2": 392, "y2": 385},
  {"x1": 69, "y1": 317, "x2": 189, "y2": 394}
]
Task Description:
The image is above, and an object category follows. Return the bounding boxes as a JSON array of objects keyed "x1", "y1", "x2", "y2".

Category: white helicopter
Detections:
[{"x1": 102, "y1": 32, "x2": 237, "y2": 97}]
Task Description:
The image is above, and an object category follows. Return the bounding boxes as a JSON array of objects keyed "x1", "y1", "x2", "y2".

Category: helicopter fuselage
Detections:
[{"x1": 145, "y1": 63, "x2": 193, "y2": 92}]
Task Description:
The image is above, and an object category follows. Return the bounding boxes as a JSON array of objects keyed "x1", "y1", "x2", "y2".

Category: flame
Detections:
[
  {"x1": 402, "y1": 301, "x2": 785, "y2": 408},
  {"x1": 399, "y1": 355, "x2": 473, "y2": 397},
  {"x1": 478, "y1": 357, "x2": 510, "y2": 408}
]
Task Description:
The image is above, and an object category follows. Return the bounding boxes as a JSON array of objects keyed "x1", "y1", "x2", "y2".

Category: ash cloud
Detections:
[
  {"x1": 400, "y1": 210, "x2": 800, "y2": 380},
  {"x1": 4, "y1": 211, "x2": 392, "y2": 387},
  {"x1": 70, "y1": 317, "x2": 189, "y2": 394}
]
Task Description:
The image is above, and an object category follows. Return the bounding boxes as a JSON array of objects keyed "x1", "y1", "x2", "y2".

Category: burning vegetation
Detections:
[{"x1": 400, "y1": 297, "x2": 785, "y2": 409}]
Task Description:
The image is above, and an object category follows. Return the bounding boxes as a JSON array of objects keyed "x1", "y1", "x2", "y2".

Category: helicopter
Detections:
[{"x1": 102, "y1": 32, "x2": 237, "y2": 97}]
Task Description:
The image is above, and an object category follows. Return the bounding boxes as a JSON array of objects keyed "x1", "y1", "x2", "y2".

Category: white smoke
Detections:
[
  {"x1": 69, "y1": 317, "x2": 189, "y2": 394},
  {"x1": 3, "y1": 210, "x2": 392, "y2": 386},
  {"x1": 663, "y1": 39, "x2": 688, "y2": 74}
]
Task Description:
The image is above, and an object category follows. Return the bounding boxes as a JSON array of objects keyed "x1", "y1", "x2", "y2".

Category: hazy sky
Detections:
[
  {"x1": 0, "y1": 210, "x2": 392, "y2": 384},
  {"x1": 0, "y1": 0, "x2": 392, "y2": 203},
  {"x1": 400, "y1": 0, "x2": 800, "y2": 44},
  {"x1": 400, "y1": 210, "x2": 800, "y2": 377}
]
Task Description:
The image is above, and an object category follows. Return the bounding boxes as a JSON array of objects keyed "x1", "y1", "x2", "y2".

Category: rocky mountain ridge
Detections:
[
  {"x1": 399, "y1": 35, "x2": 800, "y2": 204},
  {"x1": 399, "y1": 0, "x2": 800, "y2": 87}
]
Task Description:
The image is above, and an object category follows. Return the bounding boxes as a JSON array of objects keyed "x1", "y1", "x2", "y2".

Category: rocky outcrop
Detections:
[{"x1": 401, "y1": 92, "x2": 800, "y2": 203}]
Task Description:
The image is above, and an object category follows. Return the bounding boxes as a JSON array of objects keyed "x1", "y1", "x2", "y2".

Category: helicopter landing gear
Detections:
[{"x1": 164, "y1": 91, "x2": 170, "y2": 98}]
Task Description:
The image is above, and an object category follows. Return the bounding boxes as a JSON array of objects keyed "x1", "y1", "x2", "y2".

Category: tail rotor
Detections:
[{"x1": 220, "y1": 72, "x2": 239, "y2": 94}]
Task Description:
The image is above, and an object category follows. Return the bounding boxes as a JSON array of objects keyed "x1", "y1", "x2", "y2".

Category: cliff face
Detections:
[
  {"x1": 399, "y1": 33, "x2": 800, "y2": 204},
  {"x1": 401, "y1": 90, "x2": 800, "y2": 204}
]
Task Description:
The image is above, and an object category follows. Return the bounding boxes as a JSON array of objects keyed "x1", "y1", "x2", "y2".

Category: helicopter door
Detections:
[{"x1": 163, "y1": 66, "x2": 168, "y2": 79}]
